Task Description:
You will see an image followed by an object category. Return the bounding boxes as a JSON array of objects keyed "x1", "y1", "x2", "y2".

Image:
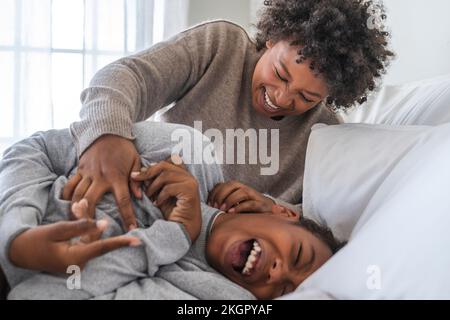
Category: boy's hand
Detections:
[
  {"x1": 130, "y1": 156, "x2": 202, "y2": 242},
  {"x1": 9, "y1": 218, "x2": 141, "y2": 274},
  {"x1": 207, "y1": 181, "x2": 275, "y2": 213}
]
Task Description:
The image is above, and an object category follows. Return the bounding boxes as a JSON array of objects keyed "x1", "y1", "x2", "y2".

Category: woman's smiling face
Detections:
[{"x1": 252, "y1": 40, "x2": 329, "y2": 118}]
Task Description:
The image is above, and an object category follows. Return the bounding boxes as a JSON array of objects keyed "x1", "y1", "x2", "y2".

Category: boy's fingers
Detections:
[
  {"x1": 131, "y1": 161, "x2": 184, "y2": 181},
  {"x1": 166, "y1": 154, "x2": 187, "y2": 170},
  {"x1": 47, "y1": 219, "x2": 99, "y2": 241},
  {"x1": 112, "y1": 183, "x2": 137, "y2": 231},
  {"x1": 74, "y1": 236, "x2": 142, "y2": 265},
  {"x1": 155, "y1": 183, "x2": 183, "y2": 206},
  {"x1": 62, "y1": 173, "x2": 82, "y2": 201},
  {"x1": 130, "y1": 163, "x2": 163, "y2": 181},
  {"x1": 79, "y1": 219, "x2": 108, "y2": 243},
  {"x1": 146, "y1": 171, "x2": 186, "y2": 199}
]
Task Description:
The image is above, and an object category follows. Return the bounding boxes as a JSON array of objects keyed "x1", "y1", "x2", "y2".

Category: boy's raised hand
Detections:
[
  {"x1": 207, "y1": 181, "x2": 275, "y2": 214},
  {"x1": 130, "y1": 156, "x2": 202, "y2": 243},
  {"x1": 8, "y1": 200, "x2": 141, "y2": 274}
]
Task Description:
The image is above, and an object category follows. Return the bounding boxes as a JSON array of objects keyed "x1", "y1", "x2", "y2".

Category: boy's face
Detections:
[
  {"x1": 251, "y1": 40, "x2": 329, "y2": 118},
  {"x1": 206, "y1": 206, "x2": 332, "y2": 299}
]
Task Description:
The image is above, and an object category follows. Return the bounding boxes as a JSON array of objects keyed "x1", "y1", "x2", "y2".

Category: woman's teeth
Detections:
[
  {"x1": 264, "y1": 90, "x2": 281, "y2": 112},
  {"x1": 242, "y1": 240, "x2": 262, "y2": 275}
]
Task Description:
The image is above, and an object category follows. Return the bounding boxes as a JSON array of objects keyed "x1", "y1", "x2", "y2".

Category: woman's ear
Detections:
[
  {"x1": 271, "y1": 205, "x2": 300, "y2": 221},
  {"x1": 266, "y1": 40, "x2": 274, "y2": 49}
]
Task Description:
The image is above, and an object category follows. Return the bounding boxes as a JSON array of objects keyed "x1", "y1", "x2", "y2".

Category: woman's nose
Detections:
[{"x1": 274, "y1": 89, "x2": 295, "y2": 110}]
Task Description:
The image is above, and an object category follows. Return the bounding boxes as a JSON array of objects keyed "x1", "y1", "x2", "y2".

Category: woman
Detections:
[{"x1": 68, "y1": 0, "x2": 393, "y2": 230}]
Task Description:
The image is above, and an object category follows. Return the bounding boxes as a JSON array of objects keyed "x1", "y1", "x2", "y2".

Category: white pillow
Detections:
[
  {"x1": 338, "y1": 74, "x2": 450, "y2": 126},
  {"x1": 302, "y1": 122, "x2": 433, "y2": 240},
  {"x1": 285, "y1": 122, "x2": 450, "y2": 299}
]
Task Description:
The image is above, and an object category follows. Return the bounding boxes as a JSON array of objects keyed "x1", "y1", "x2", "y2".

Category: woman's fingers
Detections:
[
  {"x1": 129, "y1": 156, "x2": 143, "y2": 199},
  {"x1": 209, "y1": 182, "x2": 241, "y2": 210},
  {"x1": 222, "y1": 189, "x2": 249, "y2": 212},
  {"x1": 80, "y1": 182, "x2": 109, "y2": 218},
  {"x1": 71, "y1": 177, "x2": 93, "y2": 203},
  {"x1": 71, "y1": 199, "x2": 89, "y2": 219},
  {"x1": 207, "y1": 183, "x2": 222, "y2": 207},
  {"x1": 112, "y1": 182, "x2": 137, "y2": 231},
  {"x1": 62, "y1": 173, "x2": 82, "y2": 201}
]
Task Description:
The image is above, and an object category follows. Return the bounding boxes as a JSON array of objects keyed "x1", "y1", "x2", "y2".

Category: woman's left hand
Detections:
[{"x1": 207, "y1": 181, "x2": 275, "y2": 213}]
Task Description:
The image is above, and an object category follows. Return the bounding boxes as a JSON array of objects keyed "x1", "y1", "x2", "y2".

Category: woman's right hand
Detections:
[
  {"x1": 8, "y1": 217, "x2": 141, "y2": 274},
  {"x1": 64, "y1": 134, "x2": 142, "y2": 231}
]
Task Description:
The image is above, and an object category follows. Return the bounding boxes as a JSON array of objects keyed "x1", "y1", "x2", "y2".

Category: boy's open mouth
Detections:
[{"x1": 228, "y1": 239, "x2": 262, "y2": 277}]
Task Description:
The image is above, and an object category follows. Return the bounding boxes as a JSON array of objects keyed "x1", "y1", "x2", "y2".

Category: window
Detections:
[{"x1": 0, "y1": 0, "x2": 187, "y2": 155}]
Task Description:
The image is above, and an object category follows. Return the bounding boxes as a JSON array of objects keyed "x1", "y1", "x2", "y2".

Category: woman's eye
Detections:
[
  {"x1": 300, "y1": 94, "x2": 314, "y2": 103},
  {"x1": 275, "y1": 68, "x2": 288, "y2": 82}
]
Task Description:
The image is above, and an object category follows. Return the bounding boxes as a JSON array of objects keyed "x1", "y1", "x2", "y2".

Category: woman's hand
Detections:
[
  {"x1": 130, "y1": 157, "x2": 202, "y2": 242},
  {"x1": 207, "y1": 181, "x2": 275, "y2": 213},
  {"x1": 64, "y1": 134, "x2": 142, "y2": 231},
  {"x1": 9, "y1": 205, "x2": 141, "y2": 273}
]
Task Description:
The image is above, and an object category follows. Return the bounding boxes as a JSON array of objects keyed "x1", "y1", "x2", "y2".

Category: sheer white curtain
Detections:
[{"x1": 0, "y1": 0, "x2": 188, "y2": 155}]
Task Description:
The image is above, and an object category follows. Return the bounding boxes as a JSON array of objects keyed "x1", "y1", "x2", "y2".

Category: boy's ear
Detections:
[{"x1": 271, "y1": 205, "x2": 300, "y2": 221}]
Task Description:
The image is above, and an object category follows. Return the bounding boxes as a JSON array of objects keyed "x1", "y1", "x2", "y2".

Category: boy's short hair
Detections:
[
  {"x1": 297, "y1": 217, "x2": 346, "y2": 254},
  {"x1": 254, "y1": 0, "x2": 394, "y2": 110}
]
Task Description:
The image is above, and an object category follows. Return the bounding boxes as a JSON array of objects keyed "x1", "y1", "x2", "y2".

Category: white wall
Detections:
[
  {"x1": 187, "y1": 0, "x2": 252, "y2": 30},
  {"x1": 186, "y1": 0, "x2": 450, "y2": 85},
  {"x1": 383, "y1": 0, "x2": 450, "y2": 85},
  {"x1": 248, "y1": 0, "x2": 450, "y2": 85}
]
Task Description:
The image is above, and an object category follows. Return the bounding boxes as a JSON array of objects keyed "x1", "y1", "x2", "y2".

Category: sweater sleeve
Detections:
[
  {"x1": 70, "y1": 21, "x2": 233, "y2": 156},
  {"x1": 7, "y1": 220, "x2": 192, "y2": 299},
  {"x1": 68, "y1": 220, "x2": 192, "y2": 297},
  {"x1": 0, "y1": 129, "x2": 77, "y2": 287}
]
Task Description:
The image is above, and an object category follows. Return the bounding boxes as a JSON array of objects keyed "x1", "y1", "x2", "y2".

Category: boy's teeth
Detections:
[{"x1": 241, "y1": 241, "x2": 261, "y2": 275}]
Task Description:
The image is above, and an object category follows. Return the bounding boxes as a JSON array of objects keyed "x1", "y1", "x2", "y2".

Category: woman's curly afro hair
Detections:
[{"x1": 254, "y1": 0, "x2": 395, "y2": 110}]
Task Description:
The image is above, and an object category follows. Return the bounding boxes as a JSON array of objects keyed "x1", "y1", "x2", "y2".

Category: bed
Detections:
[{"x1": 282, "y1": 74, "x2": 450, "y2": 299}]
